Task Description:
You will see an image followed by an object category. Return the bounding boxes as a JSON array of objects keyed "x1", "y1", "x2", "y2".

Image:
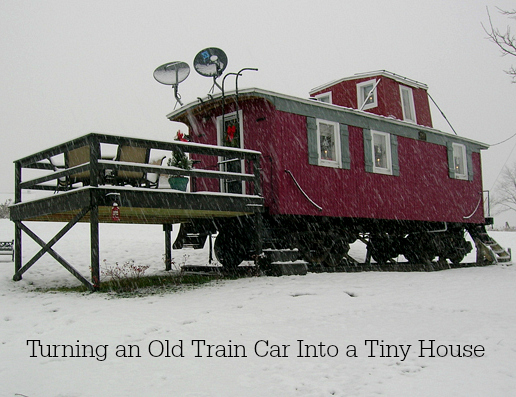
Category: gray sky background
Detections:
[{"x1": 1, "y1": 0, "x2": 516, "y2": 224}]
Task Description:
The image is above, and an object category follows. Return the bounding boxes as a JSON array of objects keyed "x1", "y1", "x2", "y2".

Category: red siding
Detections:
[
  {"x1": 311, "y1": 75, "x2": 433, "y2": 128},
  {"x1": 183, "y1": 97, "x2": 483, "y2": 225},
  {"x1": 271, "y1": 117, "x2": 483, "y2": 223}
]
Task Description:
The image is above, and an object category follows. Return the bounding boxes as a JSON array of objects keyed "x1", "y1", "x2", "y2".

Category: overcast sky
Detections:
[{"x1": 2, "y1": 0, "x2": 516, "y2": 223}]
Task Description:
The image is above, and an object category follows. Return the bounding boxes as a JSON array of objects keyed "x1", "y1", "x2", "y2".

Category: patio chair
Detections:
[
  {"x1": 66, "y1": 146, "x2": 92, "y2": 186},
  {"x1": 114, "y1": 146, "x2": 165, "y2": 188}
]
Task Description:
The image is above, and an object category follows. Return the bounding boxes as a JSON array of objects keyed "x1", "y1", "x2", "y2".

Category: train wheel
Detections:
[
  {"x1": 322, "y1": 236, "x2": 351, "y2": 267},
  {"x1": 293, "y1": 232, "x2": 351, "y2": 267},
  {"x1": 214, "y1": 228, "x2": 251, "y2": 269},
  {"x1": 368, "y1": 235, "x2": 399, "y2": 265},
  {"x1": 442, "y1": 231, "x2": 472, "y2": 265},
  {"x1": 403, "y1": 234, "x2": 436, "y2": 265}
]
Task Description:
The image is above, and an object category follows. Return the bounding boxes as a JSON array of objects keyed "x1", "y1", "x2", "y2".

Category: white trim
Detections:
[
  {"x1": 452, "y1": 142, "x2": 468, "y2": 180},
  {"x1": 316, "y1": 119, "x2": 341, "y2": 168},
  {"x1": 216, "y1": 110, "x2": 245, "y2": 193},
  {"x1": 314, "y1": 91, "x2": 332, "y2": 104},
  {"x1": 371, "y1": 130, "x2": 392, "y2": 175},
  {"x1": 357, "y1": 79, "x2": 378, "y2": 110},
  {"x1": 400, "y1": 85, "x2": 417, "y2": 123},
  {"x1": 167, "y1": 87, "x2": 489, "y2": 150}
]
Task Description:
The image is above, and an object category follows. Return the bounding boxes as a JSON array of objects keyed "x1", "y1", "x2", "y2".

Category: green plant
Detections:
[
  {"x1": 168, "y1": 130, "x2": 192, "y2": 171},
  {"x1": 167, "y1": 150, "x2": 192, "y2": 170}
]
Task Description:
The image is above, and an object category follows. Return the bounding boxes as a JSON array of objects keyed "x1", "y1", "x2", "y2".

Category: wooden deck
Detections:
[
  {"x1": 9, "y1": 186, "x2": 263, "y2": 224},
  {"x1": 11, "y1": 133, "x2": 264, "y2": 290}
]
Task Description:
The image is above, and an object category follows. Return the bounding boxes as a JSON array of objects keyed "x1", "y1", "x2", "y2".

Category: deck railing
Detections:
[{"x1": 14, "y1": 133, "x2": 262, "y2": 203}]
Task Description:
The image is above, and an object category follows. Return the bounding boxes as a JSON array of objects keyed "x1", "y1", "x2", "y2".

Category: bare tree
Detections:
[
  {"x1": 493, "y1": 165, "x2": 516, "y2": 215},
  {"x1": 483, "y1": 7, "x2": 516, "y2": 82}
]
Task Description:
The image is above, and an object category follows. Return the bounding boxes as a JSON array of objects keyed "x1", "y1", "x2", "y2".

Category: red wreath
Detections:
[{"x1": 226, "y1": 125, "x2": 236, "y2": 142}]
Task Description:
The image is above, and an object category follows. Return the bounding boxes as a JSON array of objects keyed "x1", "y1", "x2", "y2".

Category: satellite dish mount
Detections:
[
  {"x1": 193, "y1": 47, "x2": 228, "y2": 94},
  {"x1": 153, "y1": 61, "x2": 190, "y2": 108}
]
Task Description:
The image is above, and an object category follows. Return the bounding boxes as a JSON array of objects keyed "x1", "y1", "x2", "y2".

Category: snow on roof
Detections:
[
  {"x1": 309, "y1": 70, "x2": 429, "y2": 94},
  {"x1": 167, "y1": 87, "x2": 489, "y2": 150}
]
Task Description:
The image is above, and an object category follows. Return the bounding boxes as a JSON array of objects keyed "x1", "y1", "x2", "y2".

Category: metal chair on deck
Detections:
[{"x1": 114, "y1": 146, "x2": 164, "y2": 188}]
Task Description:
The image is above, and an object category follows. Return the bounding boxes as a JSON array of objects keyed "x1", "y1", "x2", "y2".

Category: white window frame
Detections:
[
  {"x1": 452, "y1": 143, "x2": 468, "y2": 180},
  {"x1": 216, "y1": 110, "x2": 245, "y2": 194},
  {"x1": 316, "y1": 119, "x2": 341, "y2": 168},
  {"x1": 357, "y1": 79, "x2": 378, "y2": 110},
  {"x1": 400, "y1": 85, "x2": 416, "y2": 123},
  {"x1": 371, "y1": 130, "x2": 392, "y2": 175},
  {"x1": 314, "y1": 91, "x2": 332, "y2": 104}
]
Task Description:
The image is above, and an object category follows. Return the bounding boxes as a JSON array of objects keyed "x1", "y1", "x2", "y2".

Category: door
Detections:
[{"x1": 217, "y1": 110, "x2": 244, "y2": 194}]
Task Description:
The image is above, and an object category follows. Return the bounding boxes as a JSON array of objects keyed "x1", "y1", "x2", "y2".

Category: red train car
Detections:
[{"x1": 168, "y1": 71, "x2": 499, "y2": 269}]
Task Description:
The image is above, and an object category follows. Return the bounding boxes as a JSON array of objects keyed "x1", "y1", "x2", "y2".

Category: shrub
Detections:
[{"x1": 0, "y1": 199, "x2": 12, "y2": 219}]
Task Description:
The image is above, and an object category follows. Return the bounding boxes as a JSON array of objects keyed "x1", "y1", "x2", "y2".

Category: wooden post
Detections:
[
  {"x1": 90, "y1": 202, "x2": 100, "y2": 289},
  {"x1": 14, "y1": 162, "x2": 22, "y2": 279},
  {"x1": 253, "y1": 156, "x2": 262, "y2": 196},
  {"x1": 13, "y1": 221, "x2": 22, "y2": 280},
  {"x1": 164, "y1": 224, "x2": 173, "y2": 271},
  {"x1": 253, "y1": 214, "x2": 263, "y2": 260},
  {"x1": 89, "y1": 135, "x2": 100, "y2": 187}
]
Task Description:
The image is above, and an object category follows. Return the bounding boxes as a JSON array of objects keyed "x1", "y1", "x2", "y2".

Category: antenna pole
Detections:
[
  {"x1": 359, "y1": 78, "x2": 381, "y2": 111},
  {"x1": 427, "y1": 92, "x2": 458, "y2": 135},
  {"x1": 234, "y1": 68, "x2": 258, "y2": 130}
]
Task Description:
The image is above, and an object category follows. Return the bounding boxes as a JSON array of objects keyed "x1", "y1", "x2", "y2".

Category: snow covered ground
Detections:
[{"x1": 1, "y1": 218, "x2": 515, "y2": 396}]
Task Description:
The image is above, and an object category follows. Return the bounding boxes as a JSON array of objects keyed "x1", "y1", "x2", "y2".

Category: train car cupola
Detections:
[{"x1": 309, "y1": 71, "x2": 433, "y2": 128}]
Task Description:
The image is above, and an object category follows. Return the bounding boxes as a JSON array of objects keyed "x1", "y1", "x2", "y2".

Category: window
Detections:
[
  {"x1": 357, "y1": 79, "x2": 378, "y2": 110},
  {"x1": 372, "y1": 131, "x2": 392, "y2": 174},
  {"x1": 452, "y1": 143, "x2": 468, "y2": 180},
  {"x1": 317, "y1": 119, "x2": 340, "y2": 167},
  {"x1": 400, "y1": 85, "x2": 416, "y2": 123},
  {"x1": 314, "y1": 92, "x2": 332, "y2": 104},
  {"x1": 306, "y1": 117, "x2": 350, "y2": 170},
  {"x1": 363, "y1": 129, "x2": 399, "y2": 176},
  {"x1": 447, "y1": 142, "x2": 472, "y2": 181}
]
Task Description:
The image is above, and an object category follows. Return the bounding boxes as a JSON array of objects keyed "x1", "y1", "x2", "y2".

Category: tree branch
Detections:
[{"x1": 483, "y1": 7, "x2": 516, "y2": 82}]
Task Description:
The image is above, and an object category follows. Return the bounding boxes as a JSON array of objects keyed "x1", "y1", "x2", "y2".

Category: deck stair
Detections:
[
  {"x1": 469, "y1": 226, "x2": 511, "y2": 264},
  {"x1": 182, "y1": 233, "x2": 209, "y2": 249},
  {"x1": 173, "y1": 223, "x2": 212, "y2": 250}
]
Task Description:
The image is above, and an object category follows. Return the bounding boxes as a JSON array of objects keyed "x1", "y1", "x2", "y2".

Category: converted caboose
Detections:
[
  {"x1": 169, "y1": 70, "x2": 506, "y2": 269},
  {"x1": 9, "y1": 69, "x2": 510, "y2": 289}
]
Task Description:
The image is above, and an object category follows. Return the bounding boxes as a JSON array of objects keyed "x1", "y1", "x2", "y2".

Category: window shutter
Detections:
[
  {"x1": 307, "y1": 117, "x2": 318, "y2": 165},
  {"x1": 391, "y1": 134, "x2": 399, "y2": 176},
  {"x1": 363, "y1": 129, "x2": 373, "y2": 173},
  {"x1": 467, "y1": 146, "x2": 474, "y2": 181},
  {"x1": 339, "y1": 124, "x2": 351, "y2": 169},
  {"x1": 446, "y1": 142, "x2": 456, "y2": 179}
]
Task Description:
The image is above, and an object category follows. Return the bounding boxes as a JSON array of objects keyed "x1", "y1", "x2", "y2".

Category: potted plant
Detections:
[{"x1": 168, "y1": 131, "x2": 192, "y2": 191}]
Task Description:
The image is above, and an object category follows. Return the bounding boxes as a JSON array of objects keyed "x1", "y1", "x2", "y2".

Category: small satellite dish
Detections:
[
  {"x1": 193, "y1": 47, "x2": 228, "y2": 78},
  {"x1": 153, "y1": 61, "x2": 190, "y2": 85},
  {"x1": 153, "y1": 61, "x2": 190, "y2": 108}
]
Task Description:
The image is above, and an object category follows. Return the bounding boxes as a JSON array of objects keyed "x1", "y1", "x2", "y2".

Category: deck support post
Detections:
[
  {"x1": 90, "y1": 202, "x2": 100, "y2": 290},
  {"x1": 253, "y1": 213, "x2": 264, "y2": 260},
  {"x1": 14, "y1": 162, "x2": 22, "y2": 278},
  {"x1": 14, "y1": 220, "x2": 95, "y2": 291},
  {"x1": 13, "y1": 221, "x2": 22, "y2": 279},
  {"x1": 208, "y1": 233, "x2": 213, "y2": 264},
  {"x1": 163, "y1": 224, "x2": 173, "y2": 271}
]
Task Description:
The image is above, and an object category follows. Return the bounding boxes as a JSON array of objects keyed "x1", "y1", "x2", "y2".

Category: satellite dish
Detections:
[
  {"x1": 153, "y1": 61, "x2": 190, "y2": 85},
  {"x1": 193, "y1": 47, "x2": 228, "y2": 78},
  {"x1": 153, "y1": 61, "x2": 190, "y2": 108}
]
